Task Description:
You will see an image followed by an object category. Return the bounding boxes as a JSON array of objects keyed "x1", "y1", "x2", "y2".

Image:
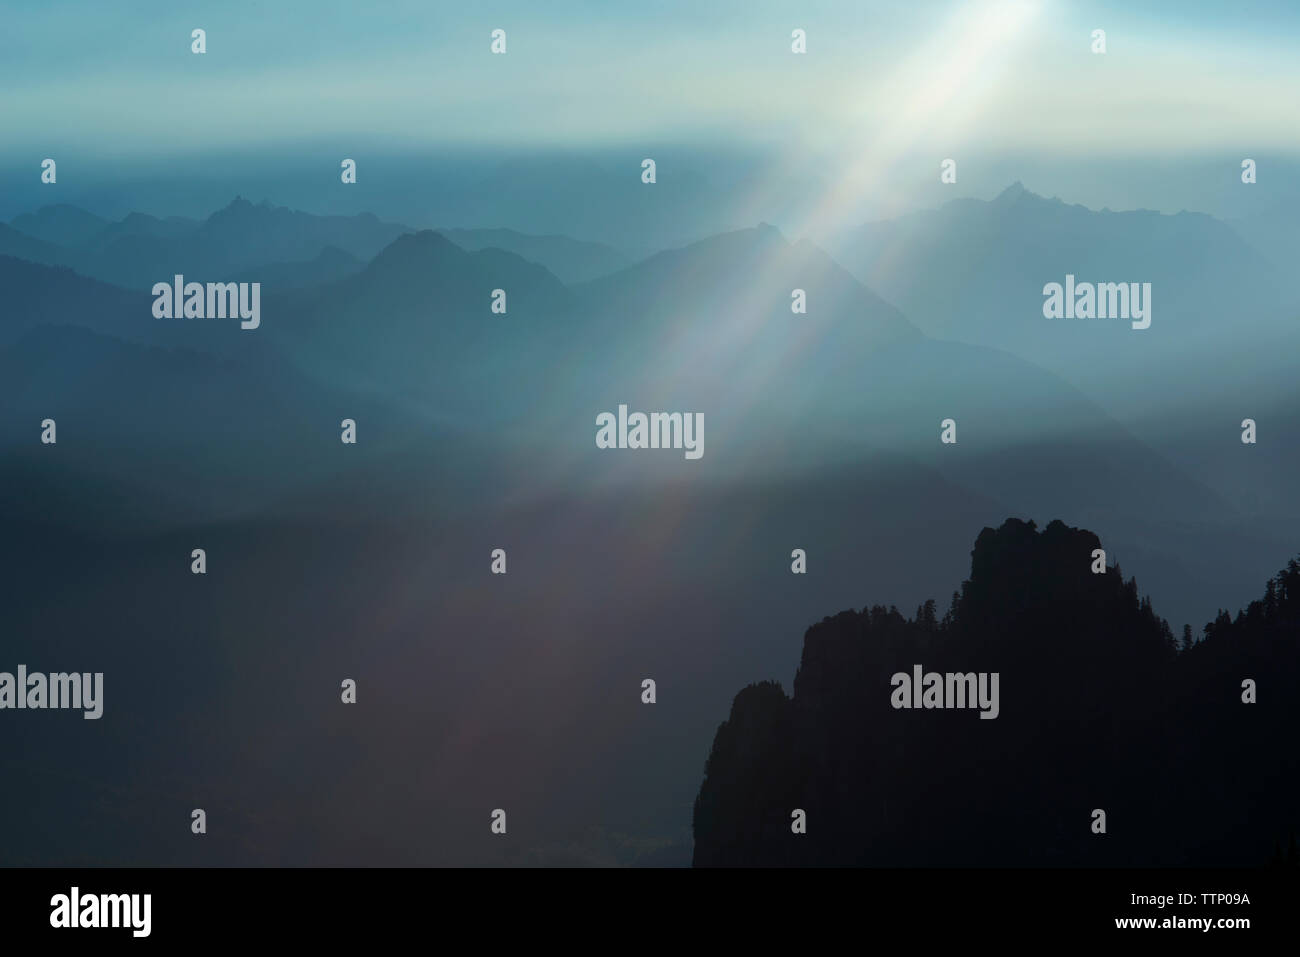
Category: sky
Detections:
[{"x1": 2, "y1": 0, "x2": 1298, "y2": 236}]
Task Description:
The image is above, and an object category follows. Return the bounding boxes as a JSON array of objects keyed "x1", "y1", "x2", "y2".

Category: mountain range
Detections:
[{"x1": 2, "y1": 186, "x2": 1296, "y2": 866}]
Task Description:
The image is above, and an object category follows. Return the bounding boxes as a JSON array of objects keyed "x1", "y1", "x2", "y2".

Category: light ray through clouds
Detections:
[
  {"x1": 785, "y1": 0, "x2": 1044, "y2": 242},
  {"x1": 497, "y1": 2, "x2": 1044, "y2": 510}
]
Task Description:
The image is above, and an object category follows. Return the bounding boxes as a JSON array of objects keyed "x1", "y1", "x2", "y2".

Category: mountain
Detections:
[
  {"x1": 233, "y1": 245, "x2": 362, "y2": 291},
  {"x1": 826, "y1": 184, "x2": 1300, "y2": 418},
  {"x1": 251, "y1": 222, "x2": 1239, "y2": 553},
  {"x1": 0, "y1": 255, "x2": 150, "y2": 345},
  {"x1": 75, "y1": 197, "x2": 412, "y2": 288},
  {"x1": 4, "y1": 199, "x2": 646, "y2": 296},
  {"x1": 693, "y1": 517, "x2": 1300, "y2": 866},
  {"x1": 93, "y1": 211, "x2": 200, "y2": 242},
  {"x1": 2, "y1": 199, "x2": 644, "y2": 293},
  {"x1": 1133, "y1": 385, "x2": 1300, "y2": 521},
  {"x1": 575, "y1": 223, "x2": 918, "y2": 348},
  {"x1": 569, "y1": 224, "x2": 922, "y2": 469},
  {"x1": 0, "y1": 221, "x2": 69, "y2": 267},
  {"x1": 3, "y1": 204, "x2": 1296, "y2": 867},
  {"x1": 566, "y1": 226, "x2": 1227, "y2": 513},
  {"x1": 268, "y1": 229, "x2": 577, "y2": 424},
  {"x1": 1, "y1": 211, "x2": 1281, "y2": 628},
  {"x1": 2, "y1": 199, "x2": 415, "y2": 290},
  {"x1": 0, "y1": 323, "x2": 425, "y2": 525},
  {"x1": 9, "y1": 204, "x2": 107, "y2": 245},
  {"x1": 436, "y1": 227, "x2": 631, "y2": 283},
  {"x1": 1226, "y1": 206, "x2": 1300, "y2": 271},
  {"x1": 0, "y1": 403, "x2": 1038, "y2": 867},
  {"x1": 193, "y1": 198, "x2": 410, "y2": 268},
  {"x1": 0, "y1": 255, "x2": 256, "y2": 358}
]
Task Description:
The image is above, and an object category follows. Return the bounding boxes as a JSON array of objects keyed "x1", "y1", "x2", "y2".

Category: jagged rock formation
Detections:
[{"x1": 693, "y1": 518, "x2": 1300, "y2": 867}]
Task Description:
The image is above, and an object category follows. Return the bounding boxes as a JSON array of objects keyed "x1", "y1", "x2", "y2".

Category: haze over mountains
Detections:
[
  {"x1": 2, "y1": 185, "x2": 1296, "y2": 866},
  {"x1": 2, "y1": 199, "x2": 634, "y2": 291},
  {"x1": 3, "y1": 0, "x2": 1296, "y2": 877},
  {"x1": 829, "y1": 183, "x2": 1300, "y2": 416},
  {"x1": 4, "y1": 189, "x2": 1296, "y2": 626}
]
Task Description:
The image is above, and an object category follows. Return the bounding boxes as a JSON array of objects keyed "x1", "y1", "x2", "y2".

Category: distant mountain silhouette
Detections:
[
  {"x1": 833, "y1": 182, "x2": 1287, "y2": 342},
  {"x1": 96, "y1": 210, "x2": 200, "y2": 242},
  {"x1": 0, "y1": 255, "x2": 151, "y2": 344},
  {"x1": 10, "y1": 203, "x2": 108, "y2": 245},
  {"x1": 0, "y1": 323, "x2": 425, "y2": 525},
  {"x1": 264, "y1": 218, "x2": 1227, "y2": 519},
  {"x1": 1227, "y1": 205, "x2": 1300, "y2": 271},
  {"x1": 436, "y1": 226, "x2": 631, "y2": 283},
  {"x1": 2, "y1": 199, "x2": 658, "y2": 298},
  {"x1": 3, "y1": 215, "x2": 1251, "y2": 594},
  {"x1": 576, "y1": 223, "x2": 919, "y2": 351},
  {"x1": 233, "y1": 245, "x2": 362, "y2": 291},
  {"x1": 0, "y1": 221, "x2": 71, "y2": 267},
  {"x1": 693, "y1": 517, "x2": 1300, "y2": 866},
  {"x1": 1, "y1": 207, "x2": 1278, "y2": 632},
  {"x1": 2, "y1": 198, "x2": 412, "y2": 288},
  {"x1": 193, "y1": 198, "x2": 408, "y2": 268},
  {"x1": 268, "y1": 229, "x2": 577, "y2": 422},
  {"x1": 0, "y1": 255, "x2": 255, "y2": 358},
  {"x1": 827, "y1": 183, "x2": 1299, "y2": 415},
  {"x1": 562, "y1": 225, "x2": 1231, "y2": 524}
]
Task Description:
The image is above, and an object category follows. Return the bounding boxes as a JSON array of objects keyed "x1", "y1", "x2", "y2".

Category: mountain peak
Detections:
[
  {"x1": 10, "y1": 204, "x2": 108, "y2": 246},
  {"x1": 206, "y1": 196, "x2": 256, "y2": 221},
  {"x1": 362, "y1": 230, "x2": 462, "y2": 275},
  {"x1": 382, "y1": 229, "x2": 457, "y2": 252},
  {"x1": 679, "y1": 223, "x2": 788, "y2": 257},
  {"x1": 213, "y1": 196, "x2": 279, "y2": 216},
  {"x1": 992, "y1": 181, "x2": 1029, "y2": 204}
]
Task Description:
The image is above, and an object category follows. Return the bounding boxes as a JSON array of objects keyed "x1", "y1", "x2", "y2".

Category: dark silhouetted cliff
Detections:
[{"x1": 693, "y1": 518, "x2": 1300, "y2": 866}]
